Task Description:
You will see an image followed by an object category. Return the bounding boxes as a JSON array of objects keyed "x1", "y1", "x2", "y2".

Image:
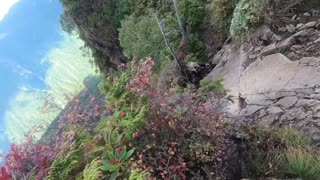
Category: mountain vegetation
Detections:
[{"x1": 1, "y1": 0, "x2": 320, "y2": 179}]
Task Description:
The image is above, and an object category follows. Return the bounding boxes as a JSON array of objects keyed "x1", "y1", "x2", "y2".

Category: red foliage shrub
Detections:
[
  {"x1": 126, "y1": 58, "x2": 229, "y2": 179},
  {"x1": 0, "y1": 166, "x2": 11, "y2": 180},
  {"x1": 127, "y1": 57, "x2": 155, "y2": 94},
  {"x1": 2, "y1": 133, "x2": 58, "y2": 180}
]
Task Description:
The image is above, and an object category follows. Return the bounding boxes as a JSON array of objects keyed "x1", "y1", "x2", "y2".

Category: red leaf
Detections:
[
  {"x1": 116, "y1": 146, "x2": 124, "y2": 153},
  {"x1": 119, "y1": 112, "x2": 126, "y2": 117},
  {"x1": 0, "y1": 167, "x2": 12, "y2": 180}
]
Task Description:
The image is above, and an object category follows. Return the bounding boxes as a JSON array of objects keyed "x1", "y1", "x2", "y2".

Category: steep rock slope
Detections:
[{"x1": 208, "y1": 14, "x2": 320, "y2": 146}]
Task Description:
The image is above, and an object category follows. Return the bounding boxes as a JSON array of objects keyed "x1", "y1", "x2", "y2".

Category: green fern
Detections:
[
  {"x1": 83, "y1": 158, "x2": 102, "y2": 180},
  {"x1": 129, "y1": 169, "x2": 150, "y2": 180},
  {"x1": 47, "y1": 145, "x2": 81, "y2": 179}
]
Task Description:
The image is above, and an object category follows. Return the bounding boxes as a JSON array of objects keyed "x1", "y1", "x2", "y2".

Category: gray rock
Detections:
[
  {"x1": 275, "y1": 96, "x2": 298, "y2": 108},
  {"x1": 267, "y1": 106, "x2": 283, "y2": 114},
  {"x1": 295, "y1": 88, "x2": 315, "y2": 96},
  {"x1": 260, "y1": 43, "x2": 277, "y2": 56},
  {"x1": 292, "y1": 15, "x2": 297, "y2": 20},
  {"x1": 313, "y1": 112, "x2": 320, "y2": 118},
  {"x1": 299, "y1": 21, "x2": 317, "y2": 30},
  {"x1": 254, "y1": 46, "x2": 264, "y2": 53},
  {"x1": 240, "y1": 54, "x2": 320, "y2": 95},
  {"x1": 286, "y1": 24, "x2": 296, "y2": 33},
  {"x1": 265, "y1": 91, "x2": 297, "y2": 100},
  {"x1": 296, "y1": 99, "x2": 320, "y2": 107},
  {"x1": 207, "y1": 45, "x2": 248, "y2": 114},
  {"x1": 276, "y1": 36, "x2": 296, "y2": 50},
  {"x1": 293, "y1": 29, "x2": 314, "y2": 38},
  {"x1": 316, "y1": 22, "x2": 320, "y2": 30},
  {"x1": 303, "y1": 12, "x2": 311, "y2": 16},
  {"x1": 309, "y1": 94, "x2": 320, "y2": 100},
  {"x1": 296, "y1": 23, "x2": 304, "y2": 29},
  {"x1": 244, "y1": 94, "x2": 274, "y2": 106},
  {"x1": 254, "y1": 25, "x2": 281, "y2": 43},
  {"x1": 278, "y1": 27, "x2": 287, "y2": 32},
  {"x1": 240, "y1": 105, "x2": 263, "y2": 116},
  {"x1": 260, "y1": 114, "x2": 279, "y2": 125},
  {"x1": 290, "y1": 45, "x2": 303, "y2": 51}
]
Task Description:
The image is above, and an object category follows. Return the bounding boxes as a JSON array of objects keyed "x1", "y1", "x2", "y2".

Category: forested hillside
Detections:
[{"x1": 1, "y1": 0, "x2": 320, "y2": 179}]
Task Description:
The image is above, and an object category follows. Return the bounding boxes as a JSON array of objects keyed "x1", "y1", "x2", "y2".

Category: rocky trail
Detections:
[{"x1": 208, "y1": 11, "x2": 320, "y2": 147}]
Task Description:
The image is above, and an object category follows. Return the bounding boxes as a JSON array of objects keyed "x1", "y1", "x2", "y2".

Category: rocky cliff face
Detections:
[
  {"x1": 60, "y1": 0, "x2": 127, "y2": 73},
  {"x1": 208, "y1": 13, "x2": 320, "y2": 146}
]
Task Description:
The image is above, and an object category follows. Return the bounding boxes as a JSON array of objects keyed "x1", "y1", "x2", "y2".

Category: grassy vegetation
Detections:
[
  {"x1": 285, "y1": 148, "x2": 320, "y2": 179},
  {"x1": 245, "y1": 126, "x2": 320, "y2": 179}
]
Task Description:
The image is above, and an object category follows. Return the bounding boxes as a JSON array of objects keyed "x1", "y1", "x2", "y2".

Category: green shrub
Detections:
[
  {"x1": 212, "y1": 0, "x2": 239, "y2": 36},
  {"x1": 119, "y1": 14, "x2": 165, "y2": 60},
  {"x1": 99, "y1": 73, "x2": 131, "y2": 101},
  {"x1": 119, "y1": 13, "x2": 180, "y2": 72},
  {"x1": 199, "y1": 77, "x2": 226, "y2": 95},
  {"x1": 95, "y1": 119, "x2": 124, "y2": 149},
  {"x1": 100, "y1": 146, "x2": 135, "y2": 179},
  {"x1": 178, "y1": 0, "x2": 206, "y2": 28},
  {"x1": 230, "y1": 0, "x2": 269, "y2": 39}
]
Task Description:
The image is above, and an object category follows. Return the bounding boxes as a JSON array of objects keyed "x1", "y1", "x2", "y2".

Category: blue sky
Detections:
[{"x1": 0, "y1": 0, "x2": 63, "y2": 154}]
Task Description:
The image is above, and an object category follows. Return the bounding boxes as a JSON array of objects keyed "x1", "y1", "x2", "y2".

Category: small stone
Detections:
[
  {"x1": 290, "y1": 45, "x2": 303, "y2": 51},
  {"x1": 286, "y1": 24, "x2": 296, "y2": 33},
  {"x1": 276, "y1": 96, "x2": 298, "y2": 108},
  {"x1": 316, "y1": 22, "x2": 320, "y2": 29},
  {"x1": 249, "y1": 54, "x2": 258, "y2": 59},
  {"x1": 299, "y1": 21, "x2": 317, "y2": 30},
  {"x1": 278, "y1": 27, "x2": 287, "y2": 32},
  {"x1": 240, "y1": 105, "x2": 263, "y2": 116},
  {"x1": 260, "y1": 43, "x2": 277, "y2": 56},
  {"x1": 276, "y1": 37, "x2": 296, "y2": 50},
  {"x1": 287, "y1": 52, "x2": 299, "y2": 60},
  {"x1": 292, "y1": 15, "x2": 297, "y2": 20},
  {"x1": 312, "y1": 104, "x2": 320, "y2": 111},
  {"x1": 315, "y1": 87, "x2": 320, "y2": 94},
  {"x1": 245, "y1": 94, "x2": 274, "y2": 106},
  {"x1": 293, "y1": 29, "x2": 314, "y2": 38},
  {"x1": 267, "y1": 106, "x2": 283, "y2": 114},
  {"x1": 295, "y1": 88, "x2": 315, "y2": 96},
  {"x1": 296, "y1": 23, "x2": 304, "y2": 29},
  {"x1": 254, "y1": 46, "x2": 264, "y2": 52},
  {"x1": 314, "y1": 38, "x2": 320, "y2": 43},
  {"x1": 303, "y1": 12, "x2": 311, "y2": 16}
]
